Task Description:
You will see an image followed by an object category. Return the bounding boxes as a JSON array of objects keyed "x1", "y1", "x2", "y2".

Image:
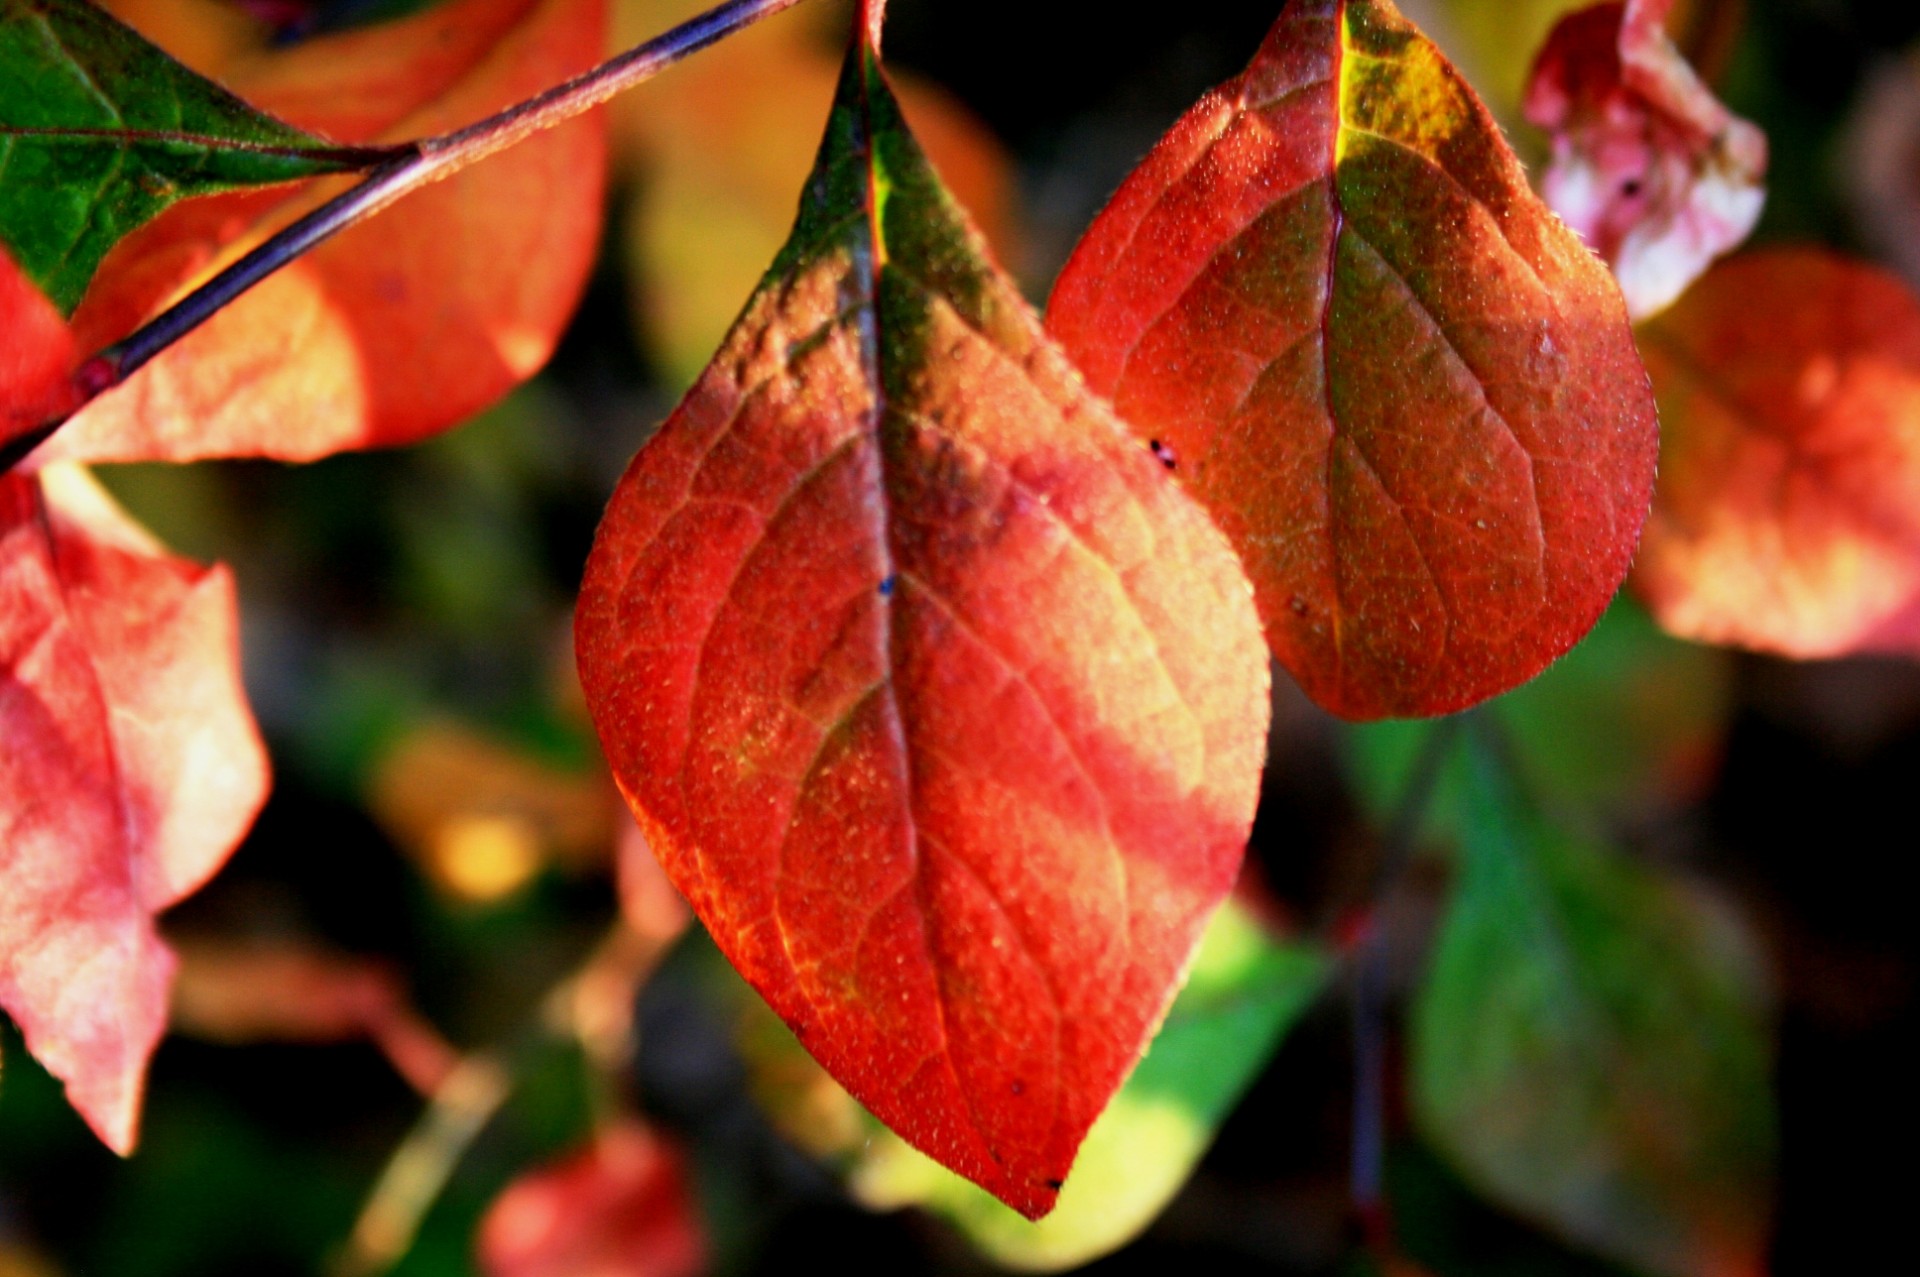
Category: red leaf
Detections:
[
  {"x1": 1046, "y1": 0, "x2": 1657, "y2": 720},
  {"x1": 2, "y1": 247, "x2": 78, "y2": 454},
  {"x1": 575, "y1": 24, "x2": 1270, "y2": 1218},
  {"x1": 476, "y1": 1121, "x2": 705, "y2": 1277},
  {"x1": 1523, "y1": 1, "x2": 1767, "y2": 319},
  {"x1": 31, "y1": 0, "x2": 606, "y2": 466},
  {"x1": 1634, "y1": 248, "x2": 1920, "y2": 657},
  {"x1": 0, "y1": 465, "x2": 268, "y2": 1151}
]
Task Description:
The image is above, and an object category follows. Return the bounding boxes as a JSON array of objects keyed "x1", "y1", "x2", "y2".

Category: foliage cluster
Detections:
[{"x1": 3, "y1": 1, "x2": 1917, "y2": 1274}]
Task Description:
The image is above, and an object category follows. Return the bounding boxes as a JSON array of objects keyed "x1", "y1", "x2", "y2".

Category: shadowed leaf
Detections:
[
  {"x1": 1634, "y1": 248, "x2": 1920, "y2": 656},
  {"x1": 575, "y1": 16, "x2": 1270, "y2": 1219},
  {"x1": 0, "y1": 464, "x2": 268, "y2": 1152},
  {"x1": 1047, "y1": 0, "x2": 1657, "y2": 720},
  {"x1": 612, "y1": 0, "x2": 1022, "y2": 388},
  {"x1": 1412, "y1": 738, "x2": 1774, "y2": 1277},
  {"x1": 0, "y1": 0, "x2": 384, "y2": 313}
]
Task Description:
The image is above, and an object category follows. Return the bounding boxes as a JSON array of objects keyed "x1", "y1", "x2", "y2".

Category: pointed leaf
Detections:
[
  {"x1": 849, "y1": 901, "x2": 1331, "y2": 1271},
  {"x1": 613, "y1": 0, "x2": 1024, "y2": 388},
  {"x1": 1634, "y1": 248, "x2": 1920, "y2": 656},
  {"x1": 0, "y1": 0, "x2": 383, "y2": 313},
  {"x1": 576, "y1": 30, "x2": 1271, "y2": 1219},
  {"x1": 1523, "y1": 0, "x2": 1766, "y2": 320},
  {"x1": 1046, "y1": 0, "x2": 1658, "y2": 720},
  {"x1": 1411, "y1": 741, "x2": 1774, "y2": 1277},
  {"x1": 29, "y1": 0, "x2": 606, "y2": 466},
  {"x1": 1, "y1": 464, "x2": 268, "y2": 1152}
]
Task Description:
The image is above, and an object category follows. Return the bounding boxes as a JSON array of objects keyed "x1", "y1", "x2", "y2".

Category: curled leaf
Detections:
[
  {"x1": 1, "y1": 464, "x2": 267, "y2": 1151},
  {"x1": 1523, "y1": 0, "x2": 1765, "y2": 319},
  {"x1": 33, "y1": 0, "x2": 607, "y2": 466},
  {"x1": 1047, "y1": 0, "x2": 1657, "y2": 720},
  {"x1": 576, "y1": 23, "x2": 1270, "y2": 1218},
  {"x1": 1634, "y1": 248, "x2": 1920, "y2": 657}
]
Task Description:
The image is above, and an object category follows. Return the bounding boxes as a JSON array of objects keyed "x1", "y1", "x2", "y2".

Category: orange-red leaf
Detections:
[
  {"x1": 1634, "y1": 248, "x2": 1920, "y2": 657},
  {"x1": 0, "y1": 464, "x2": 267, "y2": 1151},
  {"x1": 1523, "y1": 0, "x2": 1766, "y2": 319},
  {"x1": 1, "y1": 245, "x2": 77, "y2": 454},
  {"x1": 575, "y1": 29, "x2": 1270, "y2": 1218},
  {"x1": 1046, "y1": 0, "x2": 1658, "y2": 720},
  {"x1": 476, "y1": 1121, "x2": 705, "y2": 1277},
  {"x1": 30, "y1": 0, "x2": 606, "y2": 466}
]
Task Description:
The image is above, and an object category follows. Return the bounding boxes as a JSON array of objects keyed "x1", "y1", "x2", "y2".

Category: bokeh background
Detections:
[{"x1": 4, "y1": 1, "x2": 1918, "y2": 1273}]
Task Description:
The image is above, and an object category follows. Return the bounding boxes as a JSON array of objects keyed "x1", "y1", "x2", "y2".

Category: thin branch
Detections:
[
  {"x1": 1348, "y1": 715, "x2": 1463, "y2": 1217},
  {"x1": 1, "y1": 0, "x2": 811, "y2": 475}
]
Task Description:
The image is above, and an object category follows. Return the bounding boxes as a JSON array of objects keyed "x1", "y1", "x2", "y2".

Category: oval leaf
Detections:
[
  {"x1": 1046, "y1": 0, "x2": 1658, "y2": 720},
  {"x1": 1411, "y1": 740, "x2": 1774, "y2": 1277},
  {"x1": 1, "y1": 464, "x2": 268, "y2": 1152},
  {"x1": 1635, "y1": 248, "x2": 1920, "y2": 656},
  {"x1": 0, "y1": 0, "x2": 383, "y2": 313},
  {"x1": 31, "y1": 0, "x2": 606, "y2": 466},
  {"x1": 575, "y1": 26, "x2": 1270, "y2": 1219}
]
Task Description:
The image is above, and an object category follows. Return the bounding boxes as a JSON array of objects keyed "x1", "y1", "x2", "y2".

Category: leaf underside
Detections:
[
  {"x1": 1047, "y1": 0, "x2": 1658, "y2": 720},
  {"x1": 576, "y1": 35, "x2": 1270, "y2": 1219},
  {"x1": 0, "y1": 0, "x2": 380, "y2": 313}
]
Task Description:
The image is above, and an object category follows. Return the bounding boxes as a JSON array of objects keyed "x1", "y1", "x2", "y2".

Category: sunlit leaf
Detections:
[
  {"x1": 29, "y1": 0, "x2": 606, "y2": 466},
  {"x1": 1634, "y1": 248, "x2": 1920, "y2": 656},
  {"x1": 1411, "y1": 738, "x2": 1774, "y2": 1277},
  {"x1": 0, "y1": 464, "x2": 268, "y2": 1152},
  {"x1": 849, "y1": 901, "x2": 1331, "y2": 1271},
  {"x1": 1047, "y1": 0, "x2": 1657, "y2": 720},
  {"x1": 1523, "y1": 0, "x2": 1765, "y2": 320},
  {"x1": 475, "y1": 1120, "x2": 706, "y2": 1277},
  {"x1": 575, "y1": 16, "x2": 1270, "y2": 1219},
  {"x1": 0, "y1": 0, "x2": 384, "y2": 313}
]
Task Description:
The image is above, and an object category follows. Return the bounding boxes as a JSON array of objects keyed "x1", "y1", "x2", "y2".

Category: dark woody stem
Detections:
[{"x1": 1, "y1": 0, "x2": 811, "y2": 474}]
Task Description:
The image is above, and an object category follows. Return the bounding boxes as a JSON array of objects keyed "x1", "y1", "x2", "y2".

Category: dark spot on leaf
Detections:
[
  {"x1": 878, "y1": 575, "x2": 896, "y2": 597},
  {"x1": 1010, "y1": 1080, "x2": 1025, "y2": 1095},
  {"x1": 1621, "y1": 178, "x2": 1643, "y2": 197},
  {"x1": 1289, "y1": 595, "x2": 1309, "y2": 616},
  {"x1": 1045, "y1": 1178, "x2": 1065, "y2": 1189},
  {"x1": 1149, "y1": 439, "x2": 1177, "y2": 470}
]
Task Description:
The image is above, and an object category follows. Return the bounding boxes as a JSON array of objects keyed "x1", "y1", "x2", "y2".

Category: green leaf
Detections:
[
  {"x1": 0, "y1": 0, "x2": 388, "y2": 312},
  {"x1": 1411, "y1": 740, "x2": 1774, "y2": 1277},
  {"x1": 847, "y1": 901, "x2": 1331, "y2": 1271}
]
